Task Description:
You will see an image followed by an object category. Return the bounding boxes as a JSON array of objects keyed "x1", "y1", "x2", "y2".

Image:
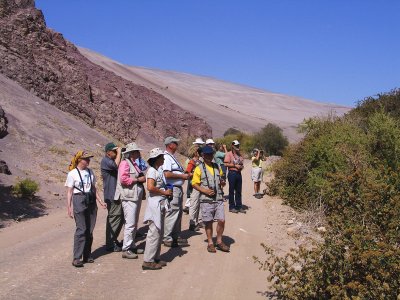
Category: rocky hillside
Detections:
[{"x1": 0, "y1": 0, "x2": 211, "y2": 143}]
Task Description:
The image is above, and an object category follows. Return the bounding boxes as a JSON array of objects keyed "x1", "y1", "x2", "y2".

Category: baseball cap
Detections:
[
  {"x1": 105, "y1": 142, "x2": 118, "y2": 152},
  {"x1": 232, "y1": 140, "x2": 240, "y2": 146},
  {"x1": 202, "y1": 145, "x2": 215, "y2": 154},
  {"x1": 193, "y1": 137, "x2": 205, "y2": 145},
  {"x1": 164, "y1": 136, "x2": 180, "y2": 145},
  {"x1": 205, "y1": 139, "x2": 215, "y2": 145}
]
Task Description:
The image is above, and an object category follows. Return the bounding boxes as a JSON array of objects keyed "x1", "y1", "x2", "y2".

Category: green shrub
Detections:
[
  {"x1": 12, "y1": 178, "x2": 40, "y2": 198},
  {"x1": 223, "y1": 127, "x2": 242, "y2": 136},
  {"x1": 261, "y1": 90, "x2": 400, "y2": 298},
  {"x1": 253, "y1": 123, "x2": 288, "y2": 155}
]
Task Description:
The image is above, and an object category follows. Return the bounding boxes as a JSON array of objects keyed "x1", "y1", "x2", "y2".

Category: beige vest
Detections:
[{"x1": 114, "y1": 158, "x2": 144, "y2": 201}]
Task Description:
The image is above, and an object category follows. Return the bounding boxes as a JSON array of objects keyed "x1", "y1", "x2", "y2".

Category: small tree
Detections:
[
  {"x1": 12, "y1": 178, "x2": 40, "y2": 199},
  {"x1": 254, "y1": 123, "x2": 288, "y2": 155},
  {"x1": 223, "y1": 127, "x2": 241, "y2": 136}
]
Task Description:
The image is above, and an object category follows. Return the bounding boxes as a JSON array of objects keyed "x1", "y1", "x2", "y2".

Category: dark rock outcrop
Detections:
[
  {"x1": 0, "y1": 160, "x2": 11, "y2": 174},
  {"x1": 0, "y1": 105, "x2": 7, "y2": 138},
  {"x1": 0, "y1": 0, "x2": 211, "y2": 142}
]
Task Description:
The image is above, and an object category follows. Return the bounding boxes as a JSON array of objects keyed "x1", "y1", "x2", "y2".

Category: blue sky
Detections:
[{"x1": 35, "y1": 0, "x2": 399, "y2": 107}]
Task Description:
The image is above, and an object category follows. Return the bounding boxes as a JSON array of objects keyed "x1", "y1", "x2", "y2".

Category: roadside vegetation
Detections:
[
  {"x1": 12, "y1": 178, "x2": 40, "y2": 199},
  {"x1": 216, "y1": 123, "x2": 288, "y2": 156},
  {"x1": 256, "y1": 89, "x2": 400, "y2": 299}
]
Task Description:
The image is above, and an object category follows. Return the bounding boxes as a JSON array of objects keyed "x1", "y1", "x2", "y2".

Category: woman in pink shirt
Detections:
[{"x1": 114, "y1": 142, "x2": 146, "y2": 259}]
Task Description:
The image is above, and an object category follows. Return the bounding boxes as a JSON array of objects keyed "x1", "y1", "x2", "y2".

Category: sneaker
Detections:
[
  {"x1": 229, "y1": 208, "x2": 238, "y2": 213},
  {"x1": 163, "y1": 240, "x2": 179, "y2": 248},
  {"x1": 142, "y1": 261, "x2": 162, "y2": 270},
  {"x1": 106, "y1": 243, "x2": 122, "y2": 252},
  {"x1": 122, "y1": 250, "x2": 138, "y2": 259},
  {"x1": 176, "y1": 237, "x2": 189, "y2": 246},
  {"x1": 238, "y1": 208, "x2": 246, "y2": 214},
  {"x1": 130, "y1": 248, "x2": 144, "y2": 254},
  {"x1": 154, "y1": 259, "x2": 167, "y2": 267},
  {"x1": 189, "y1": 224, "x2": 201, "y2": 231}
]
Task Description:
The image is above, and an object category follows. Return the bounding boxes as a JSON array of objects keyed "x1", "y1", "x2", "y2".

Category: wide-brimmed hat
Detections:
[
  {"x1": 147, "y1": 148, "x2": 164, "y2": 162},
  {"x1": 202, "y1": 145, "x2": 215, "y2": 154},
  {"x1": 122, "y1": 142, "x2": 142, "y2": 154},
  {"x1": 164, "y1": 136, "x2": 180, "y2": 145},
  {"x1": 193, "y1": 137, "x2": 205, "y2": 145},
  {"x1": 232, "y1": 140, "x2": 240, "y2": 146},
  {"x1": 105, "y1": 142, "x2": 118, "y2": 152},
  {"x1": 205, "y1": 138, "x2": 215, "y2": 145}
]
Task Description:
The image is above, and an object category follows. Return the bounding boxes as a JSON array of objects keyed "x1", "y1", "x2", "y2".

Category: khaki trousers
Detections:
[
  {"x1": 143, "y1": 211, "x2": 165, "y2": 262},
  {"x1": 163, "y1": 186, "x2": 183, "y2": 242},
  {"x1": 189, "y1": 189, "x2": 202, "y2": 225}
]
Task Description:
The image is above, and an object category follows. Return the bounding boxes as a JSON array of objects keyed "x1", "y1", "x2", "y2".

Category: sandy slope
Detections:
[
  {"x1": 0, "y1": 161, "x2": 298, "y2": 299},
  {"x1": 79, "y1": 47, "x2": 351, "y2": 141}
]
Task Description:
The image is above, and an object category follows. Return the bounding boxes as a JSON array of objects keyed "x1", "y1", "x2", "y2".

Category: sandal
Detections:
[
  {"x1": 207, "y1": 244, "x2": 216, "y2": 253},
  {"x1": 216, "y1": 242, "x2": 230, "y2": 252}
]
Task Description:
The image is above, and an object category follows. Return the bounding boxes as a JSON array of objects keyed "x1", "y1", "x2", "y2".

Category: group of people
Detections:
[{"x1": 65, "y1": 136, "x2": 265, "y2": 270}]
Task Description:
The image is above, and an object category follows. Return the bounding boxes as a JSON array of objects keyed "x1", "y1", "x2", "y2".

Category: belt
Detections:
[{"x1": 173, "y1": 185, "x2": 183, "y2": 188}]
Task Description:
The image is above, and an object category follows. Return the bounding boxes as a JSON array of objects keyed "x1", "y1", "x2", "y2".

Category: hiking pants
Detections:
[
  {"x1": 143, "y1": 212, "x2": 165, "y2": 263},
  {"x1": 122, "y1": 199, "x2": 142, "y2": 251},
  {"x1": 189, "y1": 188, "x2": 202, "y2": 226},
  {"x1": 228, "y1": 171, "x2": 243, "y2": 210},
  {"x1": 163, "y1": 186, "x2": 183, "y2": 242},
  {"x1": 73, "y1": 194, "x2": 97, "y2": 260},
  {"x1": 105, "y1": 199, "x2": 124, "y2": 248}
]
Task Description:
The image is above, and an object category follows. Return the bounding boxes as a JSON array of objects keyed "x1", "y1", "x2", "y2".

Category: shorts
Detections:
[
  {"x1": 200, "y1": 201, "x2": 225, "y2": 222},
  {"x1": 251, "y1": 167, "x2": 263, "y2": 182}
]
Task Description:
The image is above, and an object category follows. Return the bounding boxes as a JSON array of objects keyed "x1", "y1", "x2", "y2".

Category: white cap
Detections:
[
  {"x1": 193, "y1": 137, "x2": 205, "y2": 145},
  {"x1": 206, "y1": 138, "x2": 215, "y2": 145},
  {"x1": 232, "y1": 140, "x2": 240, "y2": 146}
]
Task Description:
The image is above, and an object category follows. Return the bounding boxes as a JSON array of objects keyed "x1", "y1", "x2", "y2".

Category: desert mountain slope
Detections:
[
  {"x1": 0, "y1": 0, "x2": 211, "y2": 145},
  {"x1": 80, "y1": 47, "x2": 351, "y2": 141},
  {"x1": 0, "y1": 73, "x2": 150, "y2": 226}
]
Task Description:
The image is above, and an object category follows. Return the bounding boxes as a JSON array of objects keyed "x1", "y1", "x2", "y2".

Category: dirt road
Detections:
[{"x1": 0, "y1": 161, "x2": 296, "y2": 299}]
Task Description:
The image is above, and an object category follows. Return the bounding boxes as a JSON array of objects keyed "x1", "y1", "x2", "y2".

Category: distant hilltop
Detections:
[{"x1": 79, "y1": 48, "x2": 351, "y2": 142}]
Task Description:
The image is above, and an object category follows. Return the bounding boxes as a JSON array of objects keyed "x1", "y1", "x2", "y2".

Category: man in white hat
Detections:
[
  {"x1": 163, "y1": 136, "x2": 192, "y2": 247},
  {"x1": 115, "y1": 142, "x2": 146, "y2": 259}
]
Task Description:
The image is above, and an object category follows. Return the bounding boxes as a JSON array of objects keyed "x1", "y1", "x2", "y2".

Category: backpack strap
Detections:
[{"x1": 75, "y1": 168, "x2": 92, "y2": 193}]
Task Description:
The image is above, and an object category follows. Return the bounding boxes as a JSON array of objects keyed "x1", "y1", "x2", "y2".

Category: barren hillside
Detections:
[{"x1": 80, "y1": 47, "x2": 351, "y2": 141}]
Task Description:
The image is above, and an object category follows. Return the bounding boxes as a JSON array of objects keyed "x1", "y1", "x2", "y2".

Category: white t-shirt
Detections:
[
  {"x1": 65, "y1": 168, "x2": 96, "y2": 194},
  {"x1": 163, "y1": 151, "x2": 184, "y2": 186},
  {"x1": 146, "y1": 166, "x2": 166, "y2": 197}
]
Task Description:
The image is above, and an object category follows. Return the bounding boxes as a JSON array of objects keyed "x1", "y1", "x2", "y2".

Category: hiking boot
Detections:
[
  {"x1": 176, "y1": 237, "x2": 189, "y2": 246},
  {"x1": 189, "y1": 223, "x2": 201, "y2": 232},
  {"x1": 238, "y1": 208, "x2": 246, "y2": 214},
  {"x1": 142, "y1": 261, "x2": 162, "y2": 270},
  {"x1": 130, "y1": 247, "x2": 144, "y2": 254},
  {"x1": 122, "y1": 250, "x2": 138, "y2": 259},
  {"x1": 154, "y1": 259, "x2": 167, "y2": 267},
  {"x1": 163, "y1": 240, "x2": 179, "y2": 248},
  {"x1": 106, "y1": 242, "x2": 122, "y2": 252},
  {"x1": 229, "y1": 208, "x2": 238, "y2": 213},
  {"x1": 72, "y1": 259, "x2": 84, "y2": 268}
]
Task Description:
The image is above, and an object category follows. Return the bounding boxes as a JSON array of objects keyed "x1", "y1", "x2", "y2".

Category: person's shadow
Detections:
[{"x1": 203, "y1": 235, "x2": 236, "y2": 247}]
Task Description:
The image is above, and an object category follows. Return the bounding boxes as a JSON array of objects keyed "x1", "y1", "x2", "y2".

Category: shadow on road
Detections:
[{"x1": 0, "y1": 183, "x2": 47, "y2": 228}]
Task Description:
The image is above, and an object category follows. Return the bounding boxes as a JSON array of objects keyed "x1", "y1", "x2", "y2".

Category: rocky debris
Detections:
[
  {"x1": 0, "y1": 0, "x2": 212, "y2": 143},
  {"x1": 0, "y1": 105, "x2": 8, "y2": 138},
  {"x1": 0, "y1": 160, "x2": 11, "y2": 174}
]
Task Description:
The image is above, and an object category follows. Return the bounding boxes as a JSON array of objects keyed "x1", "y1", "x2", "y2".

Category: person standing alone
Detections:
[{"x1": 101, "y1": 142, "x2": 123, "y2": 252}]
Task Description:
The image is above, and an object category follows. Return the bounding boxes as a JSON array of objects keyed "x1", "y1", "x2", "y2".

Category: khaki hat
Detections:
[
  {"x1": 164, "y1": 136, "x2": 180, "y2": 145},
  {"x1": 122, "y1": 142, "x2": 142, "y2": 154},
  {"x1": 147, "y1": 148, "x2": 164, "y2": 162}
]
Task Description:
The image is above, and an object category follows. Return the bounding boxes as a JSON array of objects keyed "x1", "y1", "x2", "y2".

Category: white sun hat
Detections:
[
  {"x1": 147, "y1": 148, "x2": 164, "y2": 161},
  {"x1": 206, "y1": 139, "x2": 215, "y2": 145},
  {"x1": 193, "y1": 137, "x2": 205, "y2": 145}
]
